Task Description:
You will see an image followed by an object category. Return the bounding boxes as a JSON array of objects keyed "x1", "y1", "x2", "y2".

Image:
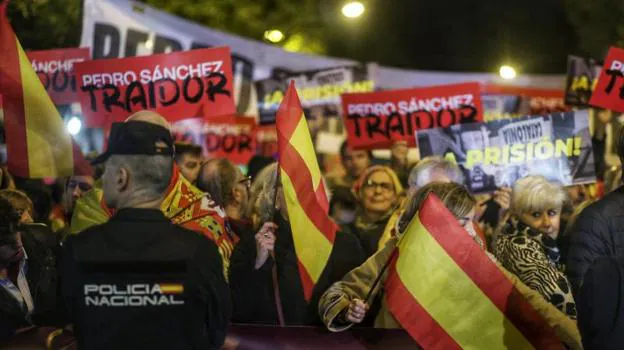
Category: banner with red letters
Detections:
[
  {"x1": 341, "y1": 82, "x2": 483, "y2": 150},
  {"x1": 75, "y1": 47, "x2": 236, "y2": 128},
  {"x1": 172, "y1": 116, "x2": 257, "y2": 165},
  {"x1": 26, "y1": 48, "x2": 90, "y2": 105},
  {"x1": 589, "y1": 47, "x2": 624, "y2": 113}
]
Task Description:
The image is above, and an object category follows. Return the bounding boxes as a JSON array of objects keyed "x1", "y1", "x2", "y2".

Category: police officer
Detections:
[{"x1": 61, "y1": 117, "x2": 230, "y2": 349}]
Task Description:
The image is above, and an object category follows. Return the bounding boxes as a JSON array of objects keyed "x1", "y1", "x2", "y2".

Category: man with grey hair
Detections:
[
  {"x1": 61, "y1": 120, "x2": 230, "y2": 349},
  {"x1": 408, "y1": 156, "x2": 465, "y2": 190}
]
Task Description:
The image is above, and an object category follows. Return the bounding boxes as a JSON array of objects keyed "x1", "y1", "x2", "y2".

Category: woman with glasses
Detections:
[
  {"x1": 229, "y1": 163, "x2": 365, "y2": 326},
  {"x1": 342, "y1": 166, "x2": 404, "y2": 258},
  {"x1": 493, "y1": 175, "x2": 577, "y2": 319}
]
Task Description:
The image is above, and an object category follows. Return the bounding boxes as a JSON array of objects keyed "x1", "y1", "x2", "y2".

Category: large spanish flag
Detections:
[
  {"x1": 276, "y1": 81, "x2": 337, "y2": 301},
  {"x1": 0, "y1": 3, "x2": 91, "y2": 178},
  {"x1": 385, "y1": 194, "x2": 562, "y2": 349}
]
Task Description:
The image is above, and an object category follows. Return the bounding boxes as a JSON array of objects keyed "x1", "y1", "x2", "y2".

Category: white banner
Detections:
[{"x1": 81, "y1": 0, "x2": 567, "y2": 119}]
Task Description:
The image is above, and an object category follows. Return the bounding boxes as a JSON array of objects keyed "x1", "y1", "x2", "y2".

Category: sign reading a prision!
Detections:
[
  {"x1": 75, "y1": 47, "x2": 236, "y2": 128},
  {"x1": 341, "y1": 82, "x2": 483, "y2": 150},
  {"x1": 26, "y1": 48, "x2": 90, "y2": 105}
]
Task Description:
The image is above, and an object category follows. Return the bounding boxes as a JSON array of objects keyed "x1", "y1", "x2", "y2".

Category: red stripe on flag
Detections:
[
  {"x1": 278, "y1": 134, "x2": 337, "y2": 243},
  {"x1": 385, "y1": 256, "x2": 461, "y2": 350},
  {"x1": 0, "y1": 5, "x2": 29, "y2": 177},
  {"x1": 418, "y1": 195, "x2": 562, "y2": 349},
  {"x1": 276, "y1": 81, "x2": 303, "y2": 140},
  {"x1": 296, "y1": 258, "x2": 316, "y2": 302},
  {"x1": 315, "y1": 179, "x2": 330, "y2": 214}
]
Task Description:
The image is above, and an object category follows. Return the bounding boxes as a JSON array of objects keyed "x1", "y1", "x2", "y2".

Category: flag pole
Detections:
[{"x1": 270, "y1": 163, "x2": 286, "y2": 326}]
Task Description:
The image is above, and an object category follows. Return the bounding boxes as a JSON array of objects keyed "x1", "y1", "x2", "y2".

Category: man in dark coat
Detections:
[
  {"x1": 566, "y1": 129, "x2": 624, "y2": 297},
  {"x1": 62, "y1": 114, "x2": 230, "y2": 349}
]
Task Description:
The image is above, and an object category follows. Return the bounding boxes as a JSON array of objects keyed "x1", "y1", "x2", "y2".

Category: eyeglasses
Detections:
[
  {"x1": 362, "y1": 180, "x2": 394, "y2": 193},
  {"x1": 68, "y1": 180, "x2": 93, "y2": 192},
  {"x1": 238, "y1": 176, "x2": 252, "y2": 190}
]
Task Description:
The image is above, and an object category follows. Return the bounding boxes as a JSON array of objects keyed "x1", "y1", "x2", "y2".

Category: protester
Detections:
[
  {"x1": 61, "y1": 115, "x2": 230, "y2": 349},
  {"x1": 327, "y1": 141, "x2": 372, "y2": 191},
  {"x1": 0, "y1": 189, "x2": 34, "y2": 224},
  {"x1": 247, "y1": 155, "x2": 274, "y2": 182},
  {"x1": 318, "y1": 183, "x2": 582, "y2": 349},
  {"x1": 196, "y1": 158, "x2": 251, "y2": 241},
  {"x1": 341, "y1": 165, "x2": 403, "y2": 258},
  {"x1": 407, "y1": 156, "x2": 464, "y2": 191},
  {"x1": 576, "y1": 256, "x2": 624, "y2": 350},
  {"x1": 567, "y1": 127, "x2": 624, "y2": 297},
  {"x1": 389, "y1": 141, "x2": 410, "y2": 188},
  {"x1": 493, "y1": 176, "x2": 576, "y2": 319},
  {"x1": 174, "y1": 142, "x2": 202, "y2": 184},
  {"x1": 229, "y1": 163, "x2": 365, "y2": 326},
  {"x1": 559, "y1": 200, "x2": 595, "y2": 263},
  {"x1": 49, "y1": 176, "x2": 94, "y2": 235},
  {"x1": 329, "y1": 187, "x2": 357, "y2": 226},
  {"x1": 0, "y1": 196, "x2": 60, "y2": 341}
]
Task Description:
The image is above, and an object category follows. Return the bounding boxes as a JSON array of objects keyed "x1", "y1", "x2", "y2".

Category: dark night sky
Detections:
[{"x1": 323, "y1": 0, "x2": 578, "y2": 74}]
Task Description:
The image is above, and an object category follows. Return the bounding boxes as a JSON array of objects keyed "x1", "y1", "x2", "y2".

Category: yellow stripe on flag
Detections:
[
  {"x1": 397, "y1": 216, "x2": 533, "y2": 349},
  {"x1": 281, "y1": 169, "x2": 333, "y2": 283},
  {"x1": 17, "y1": 45, "x2": 73, "y2": 178},
  {"x1": 288, "y1": 115, "x2": 322, "y2": 191}
]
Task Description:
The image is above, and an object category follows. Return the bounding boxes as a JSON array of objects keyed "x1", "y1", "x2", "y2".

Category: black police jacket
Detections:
[{"x1": 61, "y1": 208, "x2": 230, "y2": 350}]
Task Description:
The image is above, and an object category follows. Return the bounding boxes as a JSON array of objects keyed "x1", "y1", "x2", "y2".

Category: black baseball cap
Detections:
[{"x1": 92, "y1": 121, "x2": 174, "y2": 165}]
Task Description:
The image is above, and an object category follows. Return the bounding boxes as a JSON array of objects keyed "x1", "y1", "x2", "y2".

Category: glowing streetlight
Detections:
[
  {"x1": 67, "y1": 116, "x2": 82, "y2": 136},
  {"x1": 499, "y1": 65, "x2": 517, "y2": 80},
  {"x1": 342, "y1": 1, "x2": 365, "y2": 18},
  {"x1": 264, "y1": 29, "x2": 285, "y2": 43}
]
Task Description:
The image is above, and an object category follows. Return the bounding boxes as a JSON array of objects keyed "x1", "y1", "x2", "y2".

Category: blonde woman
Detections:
[{"x1": 493, "y1": 175, "x2": 576, "y2": 319}]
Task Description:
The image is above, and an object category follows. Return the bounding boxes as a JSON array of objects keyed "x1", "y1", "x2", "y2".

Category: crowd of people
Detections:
[{"x1": 0, "y1": 108, "x2": 622, "y2": 349}]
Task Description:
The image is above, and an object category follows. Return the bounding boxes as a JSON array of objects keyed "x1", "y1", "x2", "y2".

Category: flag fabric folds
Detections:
[
  {"x1": 0, "y1": 3, "x2": 91, "y2": 178},
  {"x1": 385, "y1": 194, "x2": 562, "y2": 349},
  {"x1": 276, "y1": 81, "x2": 337, "y2": 301}
]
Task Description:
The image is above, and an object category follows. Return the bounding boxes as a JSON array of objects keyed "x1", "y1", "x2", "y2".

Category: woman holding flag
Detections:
[{"x1": 319, "y1": 182, "x2": 582, "y2": 349}]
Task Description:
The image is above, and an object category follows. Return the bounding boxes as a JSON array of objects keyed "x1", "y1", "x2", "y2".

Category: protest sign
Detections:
[
  {"x1": 171, "y1": 115, "x2": 256, "y2": 165},
  {"x1": 417, "y1": 110, "x2": 595, "y2": 194},
  {"x1": 481, "y1": 85, "x2": 569, "y2": 122},
  {"x1": 26, "y1": 48, "x2": 90, "y2": 105},
  {"x1": 342, "y1": 82, "x2": 483, "y2": 150},
  {"x1": 589, "y1": 47, "x2": 624, "y2": 113},
  {"x1": 75, "y1": 47, "x2": 236, "y2": 128},
  {"x1": 565, "y1": 55, "x2": 602, "y2": 107},
  {"x1": 256, "y1": 125, "x2": 278, "y2": 157},
  {"x1": 256, "y1": 65, "x2": 375, "y2": 125}
]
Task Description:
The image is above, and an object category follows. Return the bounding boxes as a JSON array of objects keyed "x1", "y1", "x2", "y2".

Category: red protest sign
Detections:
[
  {"x1": 172, "y1": 116, "x2": 257, "y2": 165},
  {"x1": 26, "y1": 48, "x2": 90, "y2": 105},
  {"x1": 341, "y1": 82, "x2": 483, "y2": 150},
  {"x1": 589, "y1": 47, "x2": 624, "y2": 113},
  {"x1": 75, "y1": 47, "x2": 236, "y2": 128}
]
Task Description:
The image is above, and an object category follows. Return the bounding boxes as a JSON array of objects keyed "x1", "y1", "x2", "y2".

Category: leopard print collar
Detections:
[{"x1": 501, "y1": 218, "x2": 561, "y2": 266}]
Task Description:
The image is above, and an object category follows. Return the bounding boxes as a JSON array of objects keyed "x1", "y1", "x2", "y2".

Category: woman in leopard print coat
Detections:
[{"x1": 493, "y1": 175, "x2": 577, "y2": 319}]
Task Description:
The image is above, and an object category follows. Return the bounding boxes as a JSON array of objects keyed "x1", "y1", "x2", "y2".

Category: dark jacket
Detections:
[
  {"x1": 0, "y1": 224, "x2": 61, "y2": 342},
  {"x1": 577, "y1": 256, "x2": 624, "y2": 350},
  {"x1": 229, "y1": 213, "x2": 365, "y2": 326},
  {"x1": 342, "y1": 214, "x2": 391, "y2": 259},
  {"x1": 61, "y1": 208, "x2": 230, "y2": 350},
  {"x1": 566, "y1": 187, "x2": 624, "y2": 297}
]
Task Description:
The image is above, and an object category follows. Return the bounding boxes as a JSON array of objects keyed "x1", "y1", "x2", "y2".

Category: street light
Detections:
[
  {"x1": 342, "y1": 1, "x2": 365, "y2": 18},
  {"x1": 67, "y1": 116, "x2": 82, "y2": 136},
  {"x1": 264, "y1": 29, "x2": 285, "y2": 43},
  {"x1": 499, "y1": 65, "x2": 517, "y2": 80}
]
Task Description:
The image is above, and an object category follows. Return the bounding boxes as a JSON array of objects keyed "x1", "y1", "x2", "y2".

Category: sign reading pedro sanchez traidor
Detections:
[
  {"x1": 589, "y1": 47, "x2": 624, "y2": 113},
  {"x1": 341, "y1": 82, "x2": 483, "y2": 150},
  {"x1": 75, "y1": 47, "x2": 236, "y2": 128}
]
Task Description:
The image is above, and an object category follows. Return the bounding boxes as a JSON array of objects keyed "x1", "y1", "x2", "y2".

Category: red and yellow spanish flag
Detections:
[
  {"x1": 276, "y1": 81, "x2": 337, "y2": 301},
  {"x1": 385, "y1": 194, "x2": 562, "y2": 349},
  {"x1": 0, "y1": 3, "x2": 91, "y2": 178}
]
